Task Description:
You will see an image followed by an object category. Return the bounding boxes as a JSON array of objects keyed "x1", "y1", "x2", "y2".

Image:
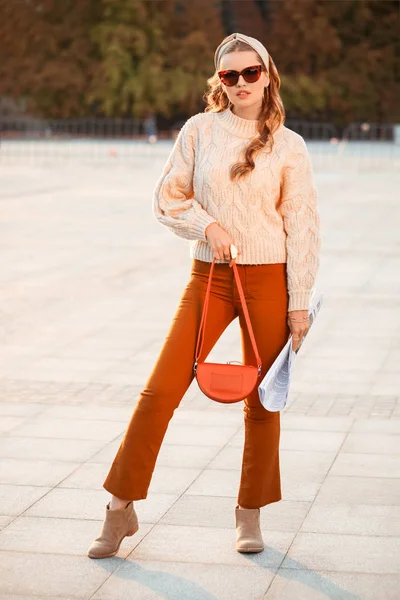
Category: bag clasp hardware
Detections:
[{"x1": 226, "y1": 361, "x2": 262, "y2": 377}]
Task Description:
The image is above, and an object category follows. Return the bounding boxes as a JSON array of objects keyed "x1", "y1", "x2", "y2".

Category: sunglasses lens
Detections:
[
  {"x1": 243, "y1": 67, "x2": 262, "y2": 83},
  {"x1": 218, "y1": 66, "x2": 262, "y2": 86},
  {"x1": 220, "y1": 72, "x2": 238, "y2": 87}
]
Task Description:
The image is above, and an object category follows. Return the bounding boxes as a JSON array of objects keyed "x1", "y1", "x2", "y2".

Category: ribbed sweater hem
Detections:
[
  {"x1": 287, "y1": 290, "x2": 312, "y2": 312},
  {"x1": 190, "y1": 239, "x2": 287, "y2": 265},
  {"x1": 190, "y1": 241, "x2": 312, "y2": 311}
]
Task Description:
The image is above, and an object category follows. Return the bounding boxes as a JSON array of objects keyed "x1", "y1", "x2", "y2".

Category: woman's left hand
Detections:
[{"x1": 288, "y1": 310, "x2": 310, "y2": 352}]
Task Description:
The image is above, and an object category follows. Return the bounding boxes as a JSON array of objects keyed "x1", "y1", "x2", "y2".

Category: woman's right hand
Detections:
[{"x1": 205, "y1": 223, "x2": 239, "y2": 262}]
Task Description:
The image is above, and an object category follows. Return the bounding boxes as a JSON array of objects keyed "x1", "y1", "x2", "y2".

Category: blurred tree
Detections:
[
  {"x1": 163, "y1": 0, "x2": 224, "y2": 115},
  {"x1": 220, "y1": 0, "x2": 238, "y2": 34},
  {"x1": 254, "y1": 0, "x2": 272, "y2": 23},
  {"x1": 88, "y1": 0, "x2": 169, "y2": 117},
  {"x1": 266, "y1": 0, "x2": 341, "y2": 122},
  {"x1": 0, "y1": 0, "x2": 100, "y2": 117},
  {"x1": 89, "y1": 0, "x2": 224, "y2": 117},
  {"x1": 325, "y1": 0, "x2": 400, "y2": 124},
  {"x1": 228, "y1": 0, "x2": 269, "y2": 41},
  {"x1": 0, "y1": 0, "x2": 398, "y2": 123},
  {"x1": 267, "y1": 0, "x2": 400, "y2": 125}
]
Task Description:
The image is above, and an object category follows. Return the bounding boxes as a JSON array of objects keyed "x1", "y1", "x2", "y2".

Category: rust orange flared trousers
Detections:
[{"x1": 103, "y1": 259, "x2": 290, "y2": 509}]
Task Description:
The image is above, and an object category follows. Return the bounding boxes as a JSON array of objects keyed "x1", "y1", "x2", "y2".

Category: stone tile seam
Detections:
[
  {"x1": 146, "y1": 420, "x2": 245, "y2": 530},
  {"x1": 0, "y1": 429, "x2": 132, "y2": 524},
  {"x1": 4, "y1": 450, "x2": 400, "y2": 466},
  {"x1": 0, "y1": 545, "x2": 398, "y2": 575},
  {"x1": 2, "y1": 414, "x2": 245, "y2": 427},
  {"x1": 4, "y1": 516, "x2": 399, "y2": 539},
  {"x1": 265, "y1": 425, "x2": 354, "y2": 592}
]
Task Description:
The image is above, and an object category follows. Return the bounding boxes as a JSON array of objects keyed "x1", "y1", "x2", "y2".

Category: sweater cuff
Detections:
[
  {"x1": 288, "y1": 290, "x2": 312, "y2": 312},
  {"x1": 194, "y1": 215, "x2": 218, "y2": 241}
]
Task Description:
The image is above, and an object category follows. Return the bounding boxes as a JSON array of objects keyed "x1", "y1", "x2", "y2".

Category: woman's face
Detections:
[{"x1": 218, "y1": 50, "x2": 269, "y2": 115}]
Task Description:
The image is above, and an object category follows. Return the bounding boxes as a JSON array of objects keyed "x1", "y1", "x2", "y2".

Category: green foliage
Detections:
[
  {"x1": 88, "y1": 0, "x2": 169, "y2": 116},
  {"x1": 0, "y1": 0, "x2": 398, "y2": 123},
  {"x1": 280, "y1": 74, "x2": 331, "y2": 116},
  {"x1": 86, "y1": 0, "x2": 223, "y2": 118},
  {"x1": 268, "y1": 0, "x2": 400, "y2": 125}
]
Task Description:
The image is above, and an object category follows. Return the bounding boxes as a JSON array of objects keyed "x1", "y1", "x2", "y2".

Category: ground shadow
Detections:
[
  {"x1": 94, "y1": 558, "x2": 219, "y2": 600},
  {"x1": 245, "y1": 547, "x2": 362, "y2": 600},
  {"x1": 91, "y1": 543, "x2": 361, "y2": 600}
]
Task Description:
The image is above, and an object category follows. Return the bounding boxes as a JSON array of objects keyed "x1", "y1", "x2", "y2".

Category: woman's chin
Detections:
[{"x1": 232, "y1": 99, "x2": 259, "y2": 112}]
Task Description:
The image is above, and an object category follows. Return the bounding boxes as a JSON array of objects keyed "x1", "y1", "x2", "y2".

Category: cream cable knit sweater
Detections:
[{"x1": 152, "y1": 108, "x2": 321, "y2": 311}]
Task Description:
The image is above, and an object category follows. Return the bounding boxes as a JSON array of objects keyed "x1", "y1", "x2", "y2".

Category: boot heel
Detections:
[
  {"x1": 127, "y1": 524, "x2": 139, "y2": 536},
  {"x1": 88, "y1": 502, "x2": 139, "y2": 559}
]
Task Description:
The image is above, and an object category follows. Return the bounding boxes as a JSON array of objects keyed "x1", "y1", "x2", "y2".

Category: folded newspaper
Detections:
[{"x1": 258, "y1": 290, "x2": 323, "y2": 412}]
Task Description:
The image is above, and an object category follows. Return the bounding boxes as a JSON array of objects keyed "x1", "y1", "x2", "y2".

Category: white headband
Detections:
[{"x1": 214, "y1": 32, "x2": 270, "y2": 72}]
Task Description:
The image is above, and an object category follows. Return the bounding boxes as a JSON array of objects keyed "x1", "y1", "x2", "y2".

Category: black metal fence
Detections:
[
  {"x1": 0, "y1": 116, "x2": 143, "y2": 140},
  {"x1": 1, "y1": 117, "x2": 399, "y2": 169},
  {"x1": 0, "y1": 116, "x2": 341, "y2": 141}
]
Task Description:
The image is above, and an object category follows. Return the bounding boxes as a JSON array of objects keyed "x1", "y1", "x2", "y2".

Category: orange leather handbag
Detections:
[{"x1": 193, "y1": 258, "x2": 262, "y2": 403}]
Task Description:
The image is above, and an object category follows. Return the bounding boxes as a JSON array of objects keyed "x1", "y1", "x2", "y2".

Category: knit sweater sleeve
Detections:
[
  {"x1": 280, "y1": 136, "x2": 321, "y2": 312},
  {"x1": 152, "y1": 116, "x2": 218, "y2": 241}
]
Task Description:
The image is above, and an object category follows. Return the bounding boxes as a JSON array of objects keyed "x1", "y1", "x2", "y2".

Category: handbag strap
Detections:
[{"x1": 194, "y1": 259, "x2": 262, "y2": 373}]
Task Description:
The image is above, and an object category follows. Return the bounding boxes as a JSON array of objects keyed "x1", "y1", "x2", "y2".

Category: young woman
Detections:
[{"x1": 88, "y1": 32, "x2": 320, "y2": 559}]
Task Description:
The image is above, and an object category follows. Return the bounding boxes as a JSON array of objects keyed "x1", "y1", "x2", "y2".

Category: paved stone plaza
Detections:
[{"x1": 0, "y1": 147, "x2": 399, "y2": 599}]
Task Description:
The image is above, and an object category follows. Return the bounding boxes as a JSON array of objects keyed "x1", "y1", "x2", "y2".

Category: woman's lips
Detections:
[{"x1": 236, "y1": 91, "x2": 251, "y2": 99}]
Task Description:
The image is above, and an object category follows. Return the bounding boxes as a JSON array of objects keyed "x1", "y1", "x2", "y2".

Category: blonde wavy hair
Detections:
[{"x1": 204, "y1": 39, "x2": 285, "y2": 181}]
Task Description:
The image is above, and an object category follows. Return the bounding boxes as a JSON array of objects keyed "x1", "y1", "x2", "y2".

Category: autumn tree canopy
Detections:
[{"x1": 0, "y1": 0, "x2": 398, "y2": 125}]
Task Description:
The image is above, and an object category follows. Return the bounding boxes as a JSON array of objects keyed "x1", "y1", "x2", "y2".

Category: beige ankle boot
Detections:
[
  {"x1": 235, "y1": 505, "x2": 264, "y2": 553},
  {"x1": 88, "y1": 501, "x2": 138, "y2": 559}
]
